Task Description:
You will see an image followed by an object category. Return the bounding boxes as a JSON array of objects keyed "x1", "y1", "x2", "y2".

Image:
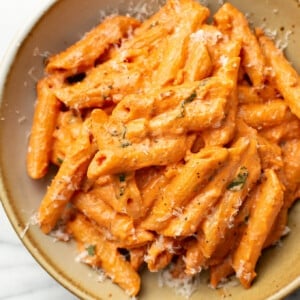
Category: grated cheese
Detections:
[
  {"x1": 32, "y1": 46, "x2": 52, "y2": 59},
  {"x1": 158, "y1": 265, "x2": 200, "y2": 299},
  {"x1": 276, "y1": 29, "x2": 293, "y2": 51},
  {"x1": 20, "y1": 212, "x2": 39, "y2": 238},
  {"x1": 190, "y1": 29, "x2": 223, "y2": 45},
  {"x1": 27, "y1": 67, "x2": 39, "y2": 82},
  {"x1": 50, "y1": 227, "x2": 71, "y2": 242}
]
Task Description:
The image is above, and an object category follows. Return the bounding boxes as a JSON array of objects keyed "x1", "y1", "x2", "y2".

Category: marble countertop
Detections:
[
  {"x1": 0, "y1": 1, "x2": 300, "y2": 299},
  {"x1": 0, "y1": 1, "x2": 76, "y2": 299}
]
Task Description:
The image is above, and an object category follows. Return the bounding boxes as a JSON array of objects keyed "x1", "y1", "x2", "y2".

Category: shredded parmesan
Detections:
[
  {"x1": 20, "y1": 212, "x2": 39, "y2": 238},
  {"x1": 158, "y1": 265, "x2": 200, "y2": 299},
  {"x1": 190, "y1": 29, "x2": 223, "y2": 45}
]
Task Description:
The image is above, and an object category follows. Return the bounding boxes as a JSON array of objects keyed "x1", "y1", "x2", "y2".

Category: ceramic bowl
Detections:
[{"x1": 0, "y1": 0, "x2": 300, "y2": 299}]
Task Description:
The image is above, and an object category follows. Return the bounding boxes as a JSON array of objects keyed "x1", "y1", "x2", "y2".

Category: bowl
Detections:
[{"x1": 1, "y1": 0, "x2": 300, "y2": 299}]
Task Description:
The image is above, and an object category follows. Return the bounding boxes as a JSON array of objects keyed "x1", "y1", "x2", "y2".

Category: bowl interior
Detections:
[{"x1": 0, "y1": 0, "x2": 300, "y2": 299}]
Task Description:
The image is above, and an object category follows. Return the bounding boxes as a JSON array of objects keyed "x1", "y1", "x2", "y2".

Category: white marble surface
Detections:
[
  {"x1": 0, "y1": 1, "x2": 300, "y2": 300},
  {"x1": 0, "y1": 2, "x2": 75, "y2": 299}
]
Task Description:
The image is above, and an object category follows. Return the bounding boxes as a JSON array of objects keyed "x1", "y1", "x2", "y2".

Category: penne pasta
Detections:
[
  {"x1": 214, "y1": 3, "x2": 266, "y2": 87},
  {"x1": 141, "y1": 147, "x2": 229, "y2": 231},
  {"x1": 87, "y1": 134, "x2": 195, "y2": 179},
  {"x1": 199, "y1": 138, "x2": 261, "y2": 258},
  {"x1": 232, "y1": 169, "x2": 284, "y2": 288},
  {"x1": 27, "y1": 76, "x2": 62, "y2": 179},
  {"x1": 257, "y1": 28, "x2": 300, "y2": 119},
  {"x1": 160, "y1": 137, "x2": 251, "y2": 237},
  {"x1": 72, "y1": 188, "x2": 135, "y2": 240},
  {"x1": 238, "y1": 100, "x2": 289, "y2": 129},
  {"x1": 38, "y1": 118, "x2": 97, "y2": 233},
  {"x1": 66, "y1": 213, "x2": 141, "y2": 296},
  {"x1": 46, "y1": 15, "x2": 141, "y2": 75},
  {"x1": 27, "y1": 0, "x2": 300, "y2": 296}
]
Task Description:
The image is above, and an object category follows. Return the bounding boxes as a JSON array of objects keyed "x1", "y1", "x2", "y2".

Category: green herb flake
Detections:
[
  {"x1": 183, "y1": 90, "x2": 197, "y2": 105},
  {"x1": 119, "y1": 173, "x2": 126, "y2": 182},
  {"x1": 177, "y1": 90, "x2": 197, "y2": 118},
  {"x1": 227, "y1": 166, "x2": 249, "y2": 191},
  {"x1": 119, "y1": 125, "x2": 132, "y2": 148},
  {"x1": 86, "y1": 244, "x2": 96, "y2": 256},
  {"x1": 119, "y1": 186, "x2": 126, "y2": 197},
  {"x1": 57, "y1": 157, "x2": 64, "y2": 165},
  {"x1": 121, "y1": 140, "x2": 132, "y2": 148}
]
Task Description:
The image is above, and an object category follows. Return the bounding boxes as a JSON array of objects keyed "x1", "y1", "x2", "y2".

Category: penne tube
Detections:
[
  {"x1": 209, "y1": 257, "x2": 234, "y2": 288},
  {"x1": 152, "y1": 1, "x2": 209, "y2": 86},
  {"x1": 202, "y1": 57, "x2": 240, "y2": 146},
  {"x1": 135, "y1": 166, "x2": 170, "y2": 219},
  {"x1": 90, "y1": 109, "x2": 118, "y2": 149},
  {"x1": 214, "y1": 3, "x2": 266, "y2": 87},
  {"x1": 207, "y1": 183, "x2": 261, "y2": 286},
  {"x1": 145, "y1": 236, "x2": 179, "y2": 272},
  {"x1": 161, "y1": 137, "x2": 250, "y2": 237},
  {"x1": 205, "y1": 185, "x2": 258, "y2": 284},
  {"x1": 27, "y1": 76, "x2": 62, "y2": 179},
  {"x1": 87, "y1": 134, "x2": 195, "y2": 179},
  {"x1": 38, "y1": 119, "x2": 97, "y2": 234},
  {"x1": 256, "y1": 135, "x2": 283, "y2": 171},
  {"x1": 184, "y1": 235, "x2": 207, "y2": 275},
  {"x1": 263, "y1": 206, "x2": 288, "y2": 248},
  {"x1": 232, "y1": 169, "x2": 284, "y2": 288},
  {"x1": 183, "y1": 42, "x2": 212, "y2": 82},
  {"x1": 129, "y1": 246, "x2": 148, "y2": 271},
  {"x1": 199, "y1": 138, "x2": 261, "y2": 258},
  {"x1": 111, "y1": 76, "x2": 229, "y2": 124},
  {"x1": 238, "y1": 100, "x2": 289, "y2": 129},
  {"x1": 46, "y1": 15, "x2": 141, "y2": 75},
  {"x1": 50, "y1": 110, "x2": 83, "y2": 166},
  {"x1": 115, "y1": 228, "x2": 154, "y2": 249},
  {"x1": 234, "y1": 118, "x2": 283, "y2": 172},
  {"x1": 54, "y1": 63, "x2": 145, "y2": 109},
  {"x1": 258, "y1": 115, "x2": 300, "y2": 143},
  {"x1": 148, "y1": 97, "x2": 227, "y2": 136},
  {"x1": 140, "y1": 146, "x2": 229, "y2": 231},
  {"x1": 257, "y1": 28, "x2": 300, "y2": 119},
  {"x1": 84, "y1": 171, "x2": 143, "y2": 219},
  {"x1": 237, "y1": 85, "x2": 263, "y2": 104},
  {"x1": 66, "y1": 213, "x2": 141, "y2": 296},
  {"x1": 72, "y1": 188, "x2": 134, "y2": 240},
  {"x1": 183, "y1": 141, "x2": 259, "y2": 276},
  {"x1": 130, "y1": 0, "x2": 208, "y2": 44},
  {"x1": 281, "y1": 139, "x2": 300, "y2": 191}
]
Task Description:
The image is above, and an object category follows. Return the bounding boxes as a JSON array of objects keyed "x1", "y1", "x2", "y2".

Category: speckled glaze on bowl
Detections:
[{"x1": 0, "y1": 0, "x2": 300, "y2": 299}]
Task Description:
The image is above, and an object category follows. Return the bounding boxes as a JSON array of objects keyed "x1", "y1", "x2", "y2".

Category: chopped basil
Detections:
[
  {"x1": 119, "y1": 173, "x2": 126, "y2": 182},
  {"x1": 227, "y1": 166, "x2": 249, "y2": 191},
  {"x1": 86, "y1": 244, "x2": 96, "y2": 256},
  {"x1": 57, "y1": 157, "x2": 64, "y2": 165},
  {"x1": 121, "y1": 125, "x2": 127, "y2": 139},
  {"x1": 183, "y1": 90, "x2": 197, "y2": 104},
  {"x1": 120, "y1": 125, "x2": 132, "y2": 147},
  {"x1": 177, "y1": 90, "x2": 197, "y2": 118},
  {"x1": 119, "y1": 186, "x2": 126, "y2": 197},
  {"x1": 121, "y1": 140, "x2": 132, "y2": 148}
]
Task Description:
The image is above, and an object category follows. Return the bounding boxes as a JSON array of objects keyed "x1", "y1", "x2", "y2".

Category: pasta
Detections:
[{"x1": 27, "y1": 0, "x2": 300, "y2": 297}]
